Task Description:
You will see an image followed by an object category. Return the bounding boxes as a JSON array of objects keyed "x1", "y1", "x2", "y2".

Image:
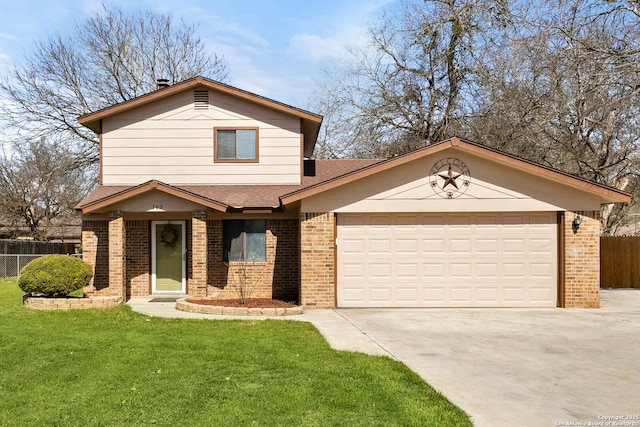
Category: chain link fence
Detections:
[{"x1": 0, "y1": 254, "x2": 82, "y2": 277}]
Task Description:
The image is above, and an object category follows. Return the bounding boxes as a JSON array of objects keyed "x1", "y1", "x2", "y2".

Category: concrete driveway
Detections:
[{"x1": 332, "y1": 290, "x2": 640, "y2": 427}]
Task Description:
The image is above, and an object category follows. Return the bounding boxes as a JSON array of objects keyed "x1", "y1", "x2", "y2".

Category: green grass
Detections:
[{"x1": 0, "y1": 277, "x2": 471, "y2": 426}]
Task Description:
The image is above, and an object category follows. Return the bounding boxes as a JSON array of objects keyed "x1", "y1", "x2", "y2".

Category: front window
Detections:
[
  {"x1": 215, "y1": 128, "x2": 258, "y2": 162},
  {"x1": 223, "y1": 220, "x2": 266, "y2": 262}
]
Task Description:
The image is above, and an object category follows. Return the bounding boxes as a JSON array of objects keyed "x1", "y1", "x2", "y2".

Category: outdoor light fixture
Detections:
[{"x1": 572, "y1": 214, "x2": 581, "y2": 233}]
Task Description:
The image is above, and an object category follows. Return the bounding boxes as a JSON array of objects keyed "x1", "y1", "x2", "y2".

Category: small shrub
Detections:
[{"x1": 18, "y1": 255, "x2": 93, "y2": 297}]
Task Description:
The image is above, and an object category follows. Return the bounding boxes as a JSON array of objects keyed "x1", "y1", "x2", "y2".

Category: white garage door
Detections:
[{"x1": 337, "y1": 213, "x2": 557, "y2": 308}]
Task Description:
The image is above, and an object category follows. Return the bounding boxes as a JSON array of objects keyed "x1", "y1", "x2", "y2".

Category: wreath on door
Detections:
[{"x1": 160, "y1": 223, "x2": 179, "y2": 248}]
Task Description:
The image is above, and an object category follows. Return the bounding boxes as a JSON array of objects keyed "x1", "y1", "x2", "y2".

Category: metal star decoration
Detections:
[{"x1": 438, "y1": 165, "x2": 461, "y2": 189}]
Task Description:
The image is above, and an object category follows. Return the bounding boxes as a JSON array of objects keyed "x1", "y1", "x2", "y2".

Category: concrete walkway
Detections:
[{"x1": 128, "y1": 291, "x2": 640, "y2": 427}]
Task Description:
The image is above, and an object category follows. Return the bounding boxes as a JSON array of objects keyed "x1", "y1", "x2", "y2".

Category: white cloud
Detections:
[
  {"x1": 186, "y1": 8, "x2": 271, "y2": 49},
  {"x1": 284, "y1": 0, "x2": 394, "y2": 65},
  {"x1": 287, "y1": 33, "x2": 349, "y2": 62},
  {"x1": 201, "y1": 32, "x2": 312, "y2": 106}
]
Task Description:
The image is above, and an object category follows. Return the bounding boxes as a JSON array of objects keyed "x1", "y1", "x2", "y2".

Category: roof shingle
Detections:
[{"x1": 76, "y1": 159, "x2": 382, "y2": 212}]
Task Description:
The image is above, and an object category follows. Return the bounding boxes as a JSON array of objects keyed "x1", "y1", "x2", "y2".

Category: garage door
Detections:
[{"x1": 337, "y1": 213, "x2": 557, "y2": 308}]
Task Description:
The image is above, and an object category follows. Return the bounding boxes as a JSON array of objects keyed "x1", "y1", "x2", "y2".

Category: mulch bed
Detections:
[{"x1": 185, "y1": 298, "x2": 297, "y2": 308}]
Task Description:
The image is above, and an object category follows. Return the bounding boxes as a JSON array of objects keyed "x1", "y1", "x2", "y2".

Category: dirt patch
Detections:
[{"x1": 185, "y1": 298, "x2": 297, "y2": 308}]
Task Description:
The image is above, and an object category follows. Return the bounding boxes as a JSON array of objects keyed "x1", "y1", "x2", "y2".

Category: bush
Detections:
[{"x1": 18, "y1": 255, "x2": 93, "y2": 297}]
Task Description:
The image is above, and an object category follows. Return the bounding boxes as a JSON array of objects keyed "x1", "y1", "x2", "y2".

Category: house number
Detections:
[{"x1": 152, "y1": 204, "x2": 164, "y2": 210}]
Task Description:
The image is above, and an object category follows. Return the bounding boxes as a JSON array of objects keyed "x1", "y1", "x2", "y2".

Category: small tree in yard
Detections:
[
  {"x1": 19, "y1": 255, "x2": 93, "y2": 297},
  {"x1": 225, "y1": 255, "x2": 259, "y2": 305}
]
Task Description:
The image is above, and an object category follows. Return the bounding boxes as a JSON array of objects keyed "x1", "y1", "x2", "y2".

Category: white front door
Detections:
[{"x1": 151, "y1": 221, "x2": 186, "y2": 294}]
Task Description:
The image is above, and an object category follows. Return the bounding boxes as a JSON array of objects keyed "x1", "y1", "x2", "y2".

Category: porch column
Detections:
[
  {"x1": 190, "y1": 210, "x2": 208, "y2": 297},
  {"x1": 108, "y1": 211, "x2": 126, "y2": 302},
  {"x1": 300, "y1": 212, "x2": 336, "y2": 308}
]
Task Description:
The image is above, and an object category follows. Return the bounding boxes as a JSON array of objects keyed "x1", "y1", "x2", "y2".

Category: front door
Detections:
[{"x1": 152, "y1": 221, "x2": 186, "y2": 294}]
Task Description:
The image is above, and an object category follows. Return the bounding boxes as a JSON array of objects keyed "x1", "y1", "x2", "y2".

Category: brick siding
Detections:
[
  {"x1": 563, "y1": 210, "x2": 600, "y2": 308},
  {"x1": 108, "y1": 212, "x2": 126, "y2": 301},
  {"x1": 189, "y1": 212, "x2": 208, "y2": 297},
  {"x1": 299, "y1": 212, "x2": 335, "y2": 308},
  {"x1": 84, "y1": 209, "x2": 602, "y2": 309},
  {"x1": 81, "y1": 220, "x2": 109, "y2": 296},
  {"x1": 83, "y1": 218, "x2": 147, "y2": 299},
  {"x1": 126, "y1": 220, "x2": 150, "y2": 298},
  {"x1": 206, "y1": 219, "x2": 299, "y2": 302}
]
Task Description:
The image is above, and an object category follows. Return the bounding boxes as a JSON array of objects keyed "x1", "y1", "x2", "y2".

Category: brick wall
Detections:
[
  {"x1": 81, "y1": 220, "x2": 109, "y2": 296},
  {"x1": 84, "y1": 210, "x2": 602, "y2": 309},
  {"x1": 84, "y1": 219, "x2": 150, "y2": 298},
  {"x1": 206, "y1": 219, "x2": 299, "y2": 302},
  {"x1": 189, "y1": 212, "x2": 208, "y2": 297},
  {"x1": 108, "y1": 212, "x2": 126, "y2": 300},
  {"x1": 563, "y1": 210, "x2": 600, "y2": 308},
  {"x1": 270, "y1": 219, "x2": 300, "y2": 301},
  {"x1": 126, "y1": 220, "x2": 150, "y2": 297},
  {"x1": 299, "y1": 212, "x2": 335, "y2": 308}
]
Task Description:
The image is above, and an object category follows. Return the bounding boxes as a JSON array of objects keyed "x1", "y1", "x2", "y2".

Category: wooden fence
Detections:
[
  {"x1": 600, "y1": 236, "x2": 640, "y2": 288},
  {"x1": 0, "y1": 239, "x2": 82, "y2": 277},
  {"x1": 0, "y1": 239, "x2": 79, "y2": 255}
]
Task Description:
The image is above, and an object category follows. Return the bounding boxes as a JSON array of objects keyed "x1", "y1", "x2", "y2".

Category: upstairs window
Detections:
[{"x1": 214, "y1": 128, "x2": 258, "y2": 162}]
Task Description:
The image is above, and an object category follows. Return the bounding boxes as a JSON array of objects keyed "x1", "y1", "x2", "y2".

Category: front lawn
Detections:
[{"x1": 0, "y1": 277, "x2": 470, "y2": 426}]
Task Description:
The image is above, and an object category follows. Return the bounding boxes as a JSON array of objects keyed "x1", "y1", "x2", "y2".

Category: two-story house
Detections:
[{"x1": 76, "y1": 76, "x2": 630, "y2": 308}]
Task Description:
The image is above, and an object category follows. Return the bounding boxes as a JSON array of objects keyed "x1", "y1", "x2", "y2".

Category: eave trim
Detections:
[
  {"x1": 78, "y1": 76, "x2": 322, "y2": 132},
  {"x1": 280, "y1": 137, "x2": 631, "y2": 206},
  {"x1": 77, "y1": 180, "x2": 229, "y2": 214}
]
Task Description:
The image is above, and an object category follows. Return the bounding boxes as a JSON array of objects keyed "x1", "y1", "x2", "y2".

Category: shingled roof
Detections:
[{"x1": 75, "y1": 159, "x2": 382, "y2": 213}]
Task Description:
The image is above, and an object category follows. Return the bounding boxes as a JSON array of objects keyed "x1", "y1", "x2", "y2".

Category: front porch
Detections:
[{"x1": 81, "y1": 211, "x2": 300, "y2": 302}]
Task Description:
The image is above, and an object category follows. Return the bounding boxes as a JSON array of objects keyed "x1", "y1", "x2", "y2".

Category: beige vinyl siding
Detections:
[
  {"x1": 101, "y1": 89, "x2": 302, "y2": 185},
  {"x1": 102, "y1": 165, "x2": 300, "y2": 185},
  {"x1": 102, "y1": 154, "x2": 297, "y2": 166},
  {"x1": 301, "y1": 150, "x2": 603, "y2": 214}
]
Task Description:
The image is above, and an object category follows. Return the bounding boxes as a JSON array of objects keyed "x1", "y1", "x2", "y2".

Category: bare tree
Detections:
[
  {"x1": 0, "y1": 138, "x2": 93, "y2": 240},
  {"x1": 226, "y1": 259, "x2": 260, "y2": 305},
  {"x1": 468, "y1": 0, "x2": 640, "y2": 233},
  {"x1": 313, "y1": 0, "x2": 511, "y2": 159},
  {"x1": 314, "y1": 0, "x2": 639, "y2": 233},
  {"x1": 0, "y1": 5, "x2": 228, "y2": 167}
]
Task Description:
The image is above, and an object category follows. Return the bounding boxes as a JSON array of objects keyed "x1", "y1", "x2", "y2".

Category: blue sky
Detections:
[{"x1": 0, "y1": 0, "x2": 397, "y2": 107}]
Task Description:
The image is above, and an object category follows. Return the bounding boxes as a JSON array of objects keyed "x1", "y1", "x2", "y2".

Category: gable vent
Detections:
[{"x1": 194, "y1": 90, "x2": 209, "y2": 110}]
